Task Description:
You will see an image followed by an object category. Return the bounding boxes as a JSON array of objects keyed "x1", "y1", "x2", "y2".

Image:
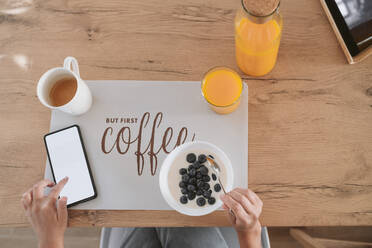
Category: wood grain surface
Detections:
[{"x1": 0, "y1": 0, "x2": 371, "y2": 227}]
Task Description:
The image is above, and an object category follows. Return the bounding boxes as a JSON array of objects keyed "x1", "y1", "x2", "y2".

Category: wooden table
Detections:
[{"x1": 1, "y1": 0, "x2": 371, "y2": 227}]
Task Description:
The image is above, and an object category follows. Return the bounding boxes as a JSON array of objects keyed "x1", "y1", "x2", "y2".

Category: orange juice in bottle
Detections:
[
  {"x1": 235, "y1": 0, "x2": 282, "y2": 76},
  {"x1": 201, "y1": 67, "x2": 243, "y2": 114}
]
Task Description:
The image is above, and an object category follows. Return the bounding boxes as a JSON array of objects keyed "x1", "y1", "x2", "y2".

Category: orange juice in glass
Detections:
[
  {"x1": 235, "y1": 0, "x2": 282, "y2": 76},
  {"x1": 201, "y1": 67, "x2": 243, "y2": 114}
]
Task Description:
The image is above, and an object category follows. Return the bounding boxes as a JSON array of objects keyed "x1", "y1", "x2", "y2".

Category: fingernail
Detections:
[
  {"x1": 64, "y1": 176, "x2": 69, "y2": 181},
  {"x1": 220, "y1": 194, "x2": 226, "y2": 201},
  {"x1": 62, "y1": 196, "x2": 67, "y2": 202}
]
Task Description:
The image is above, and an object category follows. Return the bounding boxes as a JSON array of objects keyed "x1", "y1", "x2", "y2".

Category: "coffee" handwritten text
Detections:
[{"x1": 101, "y1": 112, "x2": 196, "y2": 176}]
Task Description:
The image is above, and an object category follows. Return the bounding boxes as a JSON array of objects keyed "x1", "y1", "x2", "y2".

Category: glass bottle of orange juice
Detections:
[{"x1": 235, "y1": 0, "x2": 282, "y2": 76}]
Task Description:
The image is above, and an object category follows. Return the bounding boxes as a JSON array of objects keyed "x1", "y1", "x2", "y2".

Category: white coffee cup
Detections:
[{"x1": 37, "y1": 56, "x2": 92, "y2": 115}]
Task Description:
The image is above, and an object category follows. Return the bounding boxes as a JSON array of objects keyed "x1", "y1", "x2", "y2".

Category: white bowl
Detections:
[{"x1": 159, "y1": 141, "x2": 234, "y2": 216}]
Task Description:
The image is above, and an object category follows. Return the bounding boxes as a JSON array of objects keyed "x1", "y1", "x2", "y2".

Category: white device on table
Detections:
[{"x1": 44, "y1": 125, "x2": 97, "y2": 207}]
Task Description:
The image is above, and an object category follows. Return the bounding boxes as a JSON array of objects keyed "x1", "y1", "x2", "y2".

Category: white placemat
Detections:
[{"x1": 45, "y1": 81, "x2": 248, "y2": 210}]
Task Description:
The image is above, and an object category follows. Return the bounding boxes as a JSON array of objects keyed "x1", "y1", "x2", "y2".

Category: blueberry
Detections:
[
  {"x1": 208, "y1": 197, "x2": 216, "y2": 205},
  {"x1": 208, "y1": 189, "x2": 212, "y2": 194},
  {"x1": 203, "y1": 190, "x2": 212, "y2": 198},
  {"x1": 186, "y1": 153, "x2": 196, "y2": 163},
  {"x1": 182, "y1": 174, "x2": 189, "y2": 183},
  {"x1": 179, "y1": 181, "x2": 186, "y2": 188},
  {"x1": 196, "y1": 189, "x2": 203, "y2": 196},
  {"x1": 180, "y1": 195, "x2": 188, "y2": 204},
  {"x1": 196, "y1": 180, "x2": 204, "y2": 188},
  {"x1": 202, "y1": 183, "x2": 210, "y2": 190},
  {"x1": 181, "y1": 188, "x2": 188, "y2": 194},
  {"x1": 200, "y1": 166, "x2": 209, "y2": 175},
  {"x1": 189, "y1": 178, "x2": 196, "y2": 185},
  {"x1": 189, "y1": 169, "x2": 196, "y2": 177},
  {"x1": 187, "y1": 192, "x2": 196, "y2": 200},
  {"x1": 193, "y1": 161, "x2": 201, "y2": 169},
  {"x1": 198, "y1": 154, "x2": 207, "y2": 163},
  {"x1": 196, "y1": 172, "x2": 202, "y2": 179},
  {"x1": 196, "y1": 197, "x2": 206, "y2": 206},
  {"x1": 212, "y1": 173, "x2": 217, "y2": 181},
  {"x1": 202, "y1": 175, "x2": 211, "y2": 182},
  {"x1": 187, "y1": 185, "x2": 196, "y2": 192},
  {"x1": 214, "y1": 184, "x2": 221, "y2": 192},
  {"x1": 179, "y1": 168, "x2": 187, "y2": 175},
  {"x1": 188, "y1": 164, "x2": 194, "y2": 171}
]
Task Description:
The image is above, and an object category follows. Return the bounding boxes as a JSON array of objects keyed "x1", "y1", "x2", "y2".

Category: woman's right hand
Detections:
[{"x1": 220, "y1": 188, "x2": 263, "y2": 248}]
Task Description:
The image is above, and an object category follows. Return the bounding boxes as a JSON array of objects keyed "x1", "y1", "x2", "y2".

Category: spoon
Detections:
[
  {"x1": 206, "y1": 155, "x2": 235, "y2": 217},
  {"x1": 206, "y1": 155, "x2": 227, "y2": 194}
]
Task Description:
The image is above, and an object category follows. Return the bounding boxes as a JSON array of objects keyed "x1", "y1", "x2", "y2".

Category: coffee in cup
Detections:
[
  {"x1": 49, "y1": 77, "x2": 77, "y2": 107},
  {"x1": 37, "y1": 57, "x2": 92, "y2": 115}
]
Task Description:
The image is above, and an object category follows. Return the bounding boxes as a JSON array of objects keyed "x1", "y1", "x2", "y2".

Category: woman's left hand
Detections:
[{"x1": 21, "y1": 177, "x2": 69, "y2": 248}]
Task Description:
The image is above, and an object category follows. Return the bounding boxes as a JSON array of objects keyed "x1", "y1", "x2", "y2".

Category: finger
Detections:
[
  {"x1": 32, "y1": 179, "x2": 55, "y2": 199},
  {"x1": 25, "y1": 187, "x2": 33, "y2": 202},
  {"x1": 49, "y1": 177, "x2": 69, "y2": 199},
  {"x1": 222, "y1": 203, "x2": 236, "y2": 224},
  {"x1": 236, "y1": 188, "x2": 262, "y2": 206},
  {"x1": 247, "y1": 189, "x2": 262, "y2": 206},
  {"x1": 57, "y1": 196, "x2": 68, "y2": 224},
  {"x1": 235, "y1": 188, "x2": 263, "y2": 216},
  {"x1": 220, "y1": 194, "x2": 248, "y2": 221},
  {"x1": 21, "y1": 187, "x2": 33, "y2": 206},
  {"x1": 222, "y1": 204, "x2": 236, "y2": 217},
  {"x1": 21, "y1": 200, "x2": 31, "y2": 219},
  {"x1": 227, "y1": 209, "x2": 236, "y2": 224},
  {"x1": 21, "y1": 192, "x2": 32, "y2": 210},
  {"x1": 229, "y1": 190, "x2": 258, "y2": 217}
]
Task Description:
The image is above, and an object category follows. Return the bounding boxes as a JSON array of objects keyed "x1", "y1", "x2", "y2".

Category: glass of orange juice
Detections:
[
  {"x1": 235, "y1": 0, "x2": 283, "y2": 76},
  {"x1": 201, "y1": 67, "x2": 243, "y2": 114}
]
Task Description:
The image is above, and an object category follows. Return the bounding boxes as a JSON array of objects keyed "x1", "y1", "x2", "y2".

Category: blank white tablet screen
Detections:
[{"x1": 45, "y1": 126, "x2": 95, "y2": 206}]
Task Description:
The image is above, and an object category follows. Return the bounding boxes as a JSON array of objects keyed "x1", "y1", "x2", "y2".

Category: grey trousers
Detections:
[
  {"x1": 100, "y1": 227, "x2": 239, "y2": 248},
  {"x1": 100, "y1": 227, "x2": 270, "y2": 248}
]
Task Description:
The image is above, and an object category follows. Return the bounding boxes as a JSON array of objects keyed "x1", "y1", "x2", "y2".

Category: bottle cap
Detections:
[{"x1": 243, "y1": 0, "x2": 280, "y2": 17}]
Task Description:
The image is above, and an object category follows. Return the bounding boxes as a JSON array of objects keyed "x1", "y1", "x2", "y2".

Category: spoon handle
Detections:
[
  {"x1": 218, "y1": 177, "x2": 227, "y2": 194},
  {"x1": 218, "y1": 180, "x2": 235, "y2": 217}
]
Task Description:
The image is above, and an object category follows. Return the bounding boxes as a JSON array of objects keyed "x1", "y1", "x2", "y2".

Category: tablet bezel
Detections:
[{"x1": 323, "y1": 0, "x2": 360, "y2": 57}]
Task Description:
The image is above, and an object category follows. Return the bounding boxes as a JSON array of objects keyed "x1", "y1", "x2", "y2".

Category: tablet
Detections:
[
  {"x1": 44, "y1": 125, "x2": 97, "y2": 207},
  {"x1": 320, "y1": 0, "x2": 372, "y2": 63}
]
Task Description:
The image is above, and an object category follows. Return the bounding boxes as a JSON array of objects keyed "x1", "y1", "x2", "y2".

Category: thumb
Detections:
[
  {"x1": 57, "y1": 196, "x2": 68, "y2": 225},
  {"x1": 220, "y1": 198, "x2": 236, "y2": 225},
  {"x1": 227, "y1": 209, "x2": 236, "y2": 225}
]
